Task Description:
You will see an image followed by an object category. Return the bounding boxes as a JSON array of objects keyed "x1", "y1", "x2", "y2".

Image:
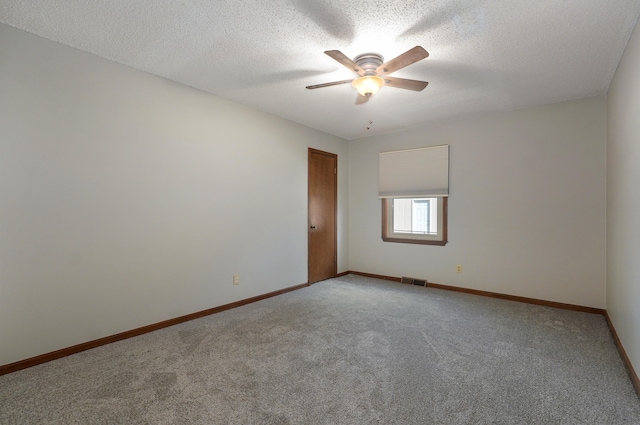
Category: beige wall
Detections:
[
  {"x1": 0, "y1": 24, "x2": 348, "y2": 366},
  {"x1": 607, "y1": 18, "x2": 640, "y2": 379},
  {"x1": 348, "y1": 96, "x2": 607, "y2": 309}
]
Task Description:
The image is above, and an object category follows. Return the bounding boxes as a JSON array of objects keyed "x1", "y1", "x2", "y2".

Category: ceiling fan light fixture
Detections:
[{"x1": 352, "y1": 76, "x2": 384, "y2": 97}]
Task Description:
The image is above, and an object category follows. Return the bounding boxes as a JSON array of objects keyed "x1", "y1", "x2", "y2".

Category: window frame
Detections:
[{"x1": 381, "y1": 197, "x2": 448, "y2": 246}]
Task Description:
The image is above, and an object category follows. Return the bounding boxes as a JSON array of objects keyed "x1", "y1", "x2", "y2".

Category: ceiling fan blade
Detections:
[
  {"x1": 355, "y1": 94, "x2": 369, "y2": 105},
  {"x1": 306, "y1": 79, "x2": 353, "y2": 89},
  {"x1": 325, "y1": 50, "x2": 365, "y2": 76},
  {"x1": 376, "y1": 46, "x2": 429, "y2": 76},
  {"x1": 383, "y1": 76, "x2": 429, "y2": 91}
]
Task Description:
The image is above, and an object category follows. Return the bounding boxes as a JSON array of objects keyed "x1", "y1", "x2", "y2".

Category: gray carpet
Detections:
[{"x1": 1, "y1": 274, "x2": 639, "y2": 424}]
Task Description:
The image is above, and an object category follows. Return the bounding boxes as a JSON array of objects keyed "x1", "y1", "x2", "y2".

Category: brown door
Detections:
[{"x1": 308, "y1": 148, "x2": 337, "y2": 284}]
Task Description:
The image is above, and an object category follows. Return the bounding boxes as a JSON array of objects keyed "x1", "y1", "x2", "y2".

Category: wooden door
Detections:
[{"x1": 308, "y1": 148, "x2": 337, "y2": 284}]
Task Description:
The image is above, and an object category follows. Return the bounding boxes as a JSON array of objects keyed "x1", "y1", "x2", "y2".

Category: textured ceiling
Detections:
[{"x1": 2, "y1": 1, "x2": 640, "y2": 140}]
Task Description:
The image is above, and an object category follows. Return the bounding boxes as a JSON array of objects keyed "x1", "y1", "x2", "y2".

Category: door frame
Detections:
[{"x1": 308, "y1": 148, "x2": 338, "y2": 284}]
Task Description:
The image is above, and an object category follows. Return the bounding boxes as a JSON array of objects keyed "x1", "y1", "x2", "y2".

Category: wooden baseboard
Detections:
[
  {"x1": 346, "y1": 271, "x2": 603, "y2": 314},
  {"x1": 426, "y1": 282, "x2": 605, "y2": 315},
  {"x1": 0, "y1": 282, "x2": 310, "y2": 376},
  {"x1": 603, "y1": 311, "x2": 640, "y2": 398},
  {"x1": 346, "y1": 270, "x2": 401, "y2": 282}
]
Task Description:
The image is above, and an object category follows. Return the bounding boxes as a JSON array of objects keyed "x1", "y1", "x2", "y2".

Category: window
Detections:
[
  {"x1": 379, "y1": 145, "x2": 449, "y2": 245},
  {"x1": 382, "y1": 197, "x2": 448, "y2": 245}
]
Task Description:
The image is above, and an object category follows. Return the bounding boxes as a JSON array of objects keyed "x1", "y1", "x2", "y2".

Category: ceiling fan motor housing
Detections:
[{"x1": 354, "y1": 53, "x2": 384, "y2": 76}]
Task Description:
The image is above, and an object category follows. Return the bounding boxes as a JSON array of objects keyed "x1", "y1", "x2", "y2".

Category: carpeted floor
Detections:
[{"x1": 1, "y1": 274, "x2": 639, "y2": 424}]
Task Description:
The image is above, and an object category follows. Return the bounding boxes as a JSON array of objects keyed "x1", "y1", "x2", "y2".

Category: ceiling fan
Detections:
[{"x1": 306, "y1": 46, "x2": 429, "y2": 104}]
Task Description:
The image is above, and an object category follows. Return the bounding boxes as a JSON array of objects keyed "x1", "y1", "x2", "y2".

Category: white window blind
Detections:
[{"x1": 379, "y1": 145, "x2": 449, "y2": 198}]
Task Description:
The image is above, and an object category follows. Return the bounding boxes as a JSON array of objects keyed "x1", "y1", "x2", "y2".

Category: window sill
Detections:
[{"x1": 381, "y1": 236, "x2": 448, "y2": 246}]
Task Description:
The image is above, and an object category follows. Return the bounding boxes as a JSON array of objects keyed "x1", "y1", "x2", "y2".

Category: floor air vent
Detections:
[{"x1": 401, "y1": 276, "x2": 428, "y2": 287}]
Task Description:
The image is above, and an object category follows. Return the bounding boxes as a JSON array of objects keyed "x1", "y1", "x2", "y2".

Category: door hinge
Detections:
[{"x1": 334, "y1": 167, "x2": 337, "y2": 174}]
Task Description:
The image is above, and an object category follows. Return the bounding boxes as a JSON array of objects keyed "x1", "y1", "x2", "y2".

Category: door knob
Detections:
[{"x1": 310, "y1": 225, "x2": 317, "y2": 229}]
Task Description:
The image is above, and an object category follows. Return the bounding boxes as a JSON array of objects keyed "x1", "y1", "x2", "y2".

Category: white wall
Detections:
[
  {"x1": 349, "y1": 96, "x2": 607, "y2": 308},
  {"x1": 0, "y1": 24, "x2": 348, "y2": 366},
  {"x1": 607, "y1": 18, "x2": 640, "y2": 378}
]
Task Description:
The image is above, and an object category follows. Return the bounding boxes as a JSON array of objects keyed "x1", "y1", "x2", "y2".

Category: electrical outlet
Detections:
[
  {"x1": 456, "y1": 265, "x2": 462, "y2": 273},
  {"x1": 233, "y1": 274, "x2": 240, "y2": 285}
]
